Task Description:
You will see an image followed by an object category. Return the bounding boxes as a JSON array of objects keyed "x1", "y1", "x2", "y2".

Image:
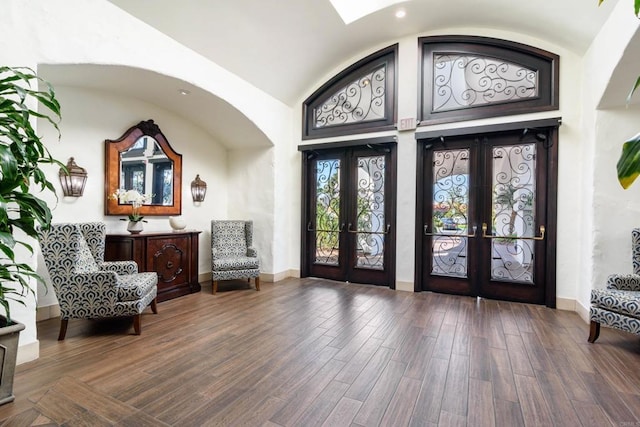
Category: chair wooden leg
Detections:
[
  {"x1": 588, "y1": 320, "x2": 600, "y2": 343},
  {"x1": 150, "y1": 297, "x2": 158, "y2": 314},
  {"x1": 255, "y1": 276, "x2": 260, "y2": 291},
  {"x1": 58, "y1": 319, "x2": 69, "y2": 341},
  {"x1": 133, "y1": 314, "x2": 141, "y2": 335},
  {"x1": 212, "y1": 280, "x2": 218, "y2": 295}
]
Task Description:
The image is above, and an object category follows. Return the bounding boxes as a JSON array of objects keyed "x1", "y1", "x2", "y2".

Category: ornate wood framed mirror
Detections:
[{"x1": 105, "y1": 120, "x2": 182, "y2": 216}]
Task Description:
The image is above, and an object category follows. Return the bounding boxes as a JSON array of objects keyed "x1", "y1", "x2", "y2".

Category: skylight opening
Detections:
[{"x1": 329, "y1": 0, "x2": 408, "y2": 24}]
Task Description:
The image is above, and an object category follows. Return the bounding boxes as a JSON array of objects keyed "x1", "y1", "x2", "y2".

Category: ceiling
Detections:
[
  {"x1": 40, "y1": 0, "x2": 621, "y2": 147},
  {"x1": 106, "y1": 0, "x2": 619, "y2": 105}
]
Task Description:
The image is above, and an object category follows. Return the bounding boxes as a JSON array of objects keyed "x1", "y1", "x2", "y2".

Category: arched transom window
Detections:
[
  {"x1": 419, "y1": 36, "x2": 559, "y2": 125},
  {"x1": 302, "y1": 44, "x2": 397, "y2": 140}
]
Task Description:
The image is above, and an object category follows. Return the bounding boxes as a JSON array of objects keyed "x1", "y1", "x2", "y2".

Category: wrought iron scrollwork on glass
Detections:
[
  {"x1": 430, "y1": 148, "x2": 471, "y2": 277},
  {"x1": 433, "y1": 54, "x2": 538, "y2": 112},
  {"x1": 303, "y1": 44, "x2": 396, "y2": 139},
  {"x1": 313, "y1": 159, "x2": 341, "y2": 265},
  {"x1": 490, "y1": 143, "x2": 536, "y2": 283},
  {"x1": 354, "y1": 155, "x2": 386, "y2": 270},
  {"x1": 314, "y1": 65, "x2": 386, "y2": 129}
]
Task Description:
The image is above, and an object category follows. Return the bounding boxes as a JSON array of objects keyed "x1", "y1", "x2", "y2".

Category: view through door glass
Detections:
[
  {"x1": 421, "y1": 130, "x2": 551, "y2": 304},
  {"x1": 313, "y1": 156, "x2": 341, "y2": 270},
  {"x1": 488, "y1": 143, "x2": 538, "y2": 283},
  {"x1": 303, "y1": 145, "x2": 396, "y2": 287}
]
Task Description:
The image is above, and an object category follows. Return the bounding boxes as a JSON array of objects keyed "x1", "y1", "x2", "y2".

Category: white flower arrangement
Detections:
[{"x1": 111, "y1": 189, "x2": 152, "y2": 222}]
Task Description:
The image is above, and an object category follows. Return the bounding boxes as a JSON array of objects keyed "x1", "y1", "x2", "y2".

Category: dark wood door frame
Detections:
[
  {"x1": 299, "y1": 137, "x2": 397, "y2": 289},
  {"x1": 414, "y1": 118, "x2": 560, "y2": 307}
]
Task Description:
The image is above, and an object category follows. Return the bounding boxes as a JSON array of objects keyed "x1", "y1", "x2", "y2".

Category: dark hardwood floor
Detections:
[{"x1": 1, "y1": 277, "x2": 639, "y2": 426}]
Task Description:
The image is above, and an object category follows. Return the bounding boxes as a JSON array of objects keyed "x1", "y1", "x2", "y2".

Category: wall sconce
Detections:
[
  {"x1": 191, "y1": 174, "x2": 207, "y2": 202},
  {"x1": 59, "y1": 157, "x2": 88, "y2": 197}
]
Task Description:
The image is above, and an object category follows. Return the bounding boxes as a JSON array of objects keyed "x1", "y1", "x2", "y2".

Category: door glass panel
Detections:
[
  {"x1": 491, "y1": 144, "x2": 536, "y2": 283},
  {"x1": 431, "y1": 149, "x2": 470, "y2": 277},
  {"x1": 314, "y1": 159, "x2": 341, "y2": 265},
  {"x1": 355, "y1": 155, "x2": 385, "y2": 270}
]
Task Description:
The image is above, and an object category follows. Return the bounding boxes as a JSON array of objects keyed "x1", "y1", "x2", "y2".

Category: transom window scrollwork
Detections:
[
  {"x1": 420, "y1": 36, "x2": 558, "y2": 125},
  {"x1": 314, "y1": 65, "x2": 386, "y2": 128},
  {"x1": 303, "y1": 44, "x2": 397, "y2": 140},
  {"x1": 433, "y1": 54, "x2": 538, "y2": 112}
]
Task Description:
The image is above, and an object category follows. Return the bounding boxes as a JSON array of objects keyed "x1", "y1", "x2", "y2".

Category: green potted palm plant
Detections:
[{"x1": 0, "y1": 66, "x2": 62, "y2": 404}]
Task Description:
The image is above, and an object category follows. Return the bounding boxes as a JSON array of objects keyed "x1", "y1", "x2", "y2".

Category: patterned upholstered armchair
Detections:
[
  {"x1": 211, "y1": 220, "x2": 260, "y2": 294},
  {"x1": 589, "y1": 228, "x2": 640, "y2": 342},
  {"x1": 38, "y1": 222, "x2": 158, "y2": 340}
]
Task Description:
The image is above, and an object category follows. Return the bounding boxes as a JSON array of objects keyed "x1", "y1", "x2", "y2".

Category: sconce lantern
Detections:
[
  {"x1": 191, "y1": 174, "x2": 207, "y2": 202},
  {"x1": 59, "y1": 157, "x2": 88, "y2": 197}
]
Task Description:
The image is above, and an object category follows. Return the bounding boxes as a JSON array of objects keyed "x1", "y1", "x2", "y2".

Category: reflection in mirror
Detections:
[
  {"x1": 105, "y1": 119, "x2": 182, "y2": 217},
  {"x1": 120, "y1": 136, "x2": 173, "y2": 205}
]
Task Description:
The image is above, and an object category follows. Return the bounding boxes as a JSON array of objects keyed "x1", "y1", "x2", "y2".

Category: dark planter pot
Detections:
[{"x1": 0, "y1": 318, "x2": 25, "y2": 405}]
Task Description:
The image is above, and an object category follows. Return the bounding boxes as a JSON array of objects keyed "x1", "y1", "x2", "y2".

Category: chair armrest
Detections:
[
  {"x1": 247, "y1": 246, "x2": 258, "y2": 257},
  {"x1": 606, "y1": 274, "x2": 640, "y2": 291},
  {"x1": 67, "y1": 272, "x2": 119, "y2": 300},
  {"x1": 55, "y1": 272, "x2": 120, "y2": 318},
  {"x1": 100, "y1": 261, "x2": 138, "y2": 275}
]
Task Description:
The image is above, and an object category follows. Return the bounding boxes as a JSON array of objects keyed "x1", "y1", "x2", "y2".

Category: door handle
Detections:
[
  {"x1": 424, "y1": 224, "x2": 477, "y2": 237},
  {"x1": 307, "y1": 222, "x2": 346, "y2": 233},
  {"x1": 481, "y1": 223, "x2": 545, "y2": 240},
  {"x1": 347, "y1": 223, "x2": 391, "y2": 234}
]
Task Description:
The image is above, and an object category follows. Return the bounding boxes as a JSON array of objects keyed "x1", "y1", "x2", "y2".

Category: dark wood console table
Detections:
[{"x1": 105, "y1": 230, "x2": 201, "y2": 302}]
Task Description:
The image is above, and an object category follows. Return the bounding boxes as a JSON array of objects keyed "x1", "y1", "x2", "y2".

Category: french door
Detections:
[
  {"x1": 417, "y1": 125, "x2": 557, "y2": 305},
  {"x1": 301, "y1": 143, "x2": 396, "y2": 287}
]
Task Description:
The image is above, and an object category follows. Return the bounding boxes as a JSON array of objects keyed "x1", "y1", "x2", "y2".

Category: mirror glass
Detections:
[
  {"x1": 105, "y1": 120, "x2": 182, "y2": 217},
  {"x1": 120, "y1": 136, "x2": 173, "y2": 205}
]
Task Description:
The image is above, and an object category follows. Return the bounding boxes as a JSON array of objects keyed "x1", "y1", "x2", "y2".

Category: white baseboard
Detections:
[
  {"x1": 265, "y1": 270, "x2": 300, "y2": 282},
  {"x1": 575, "y1": 299, "x2": 590, "y2": 323},
  {"x1": 556, "y1": 297, "x2": 575, "y2": 312},
  {"x1": 198, "y1": 272, "x2": 212, "y2": 284},
  {"x1": 555, "y1": 298, "x2": 589, "y2": 323},
  {"x1": 17, "y1": 340, "x2": 39, "y2": 365},
  {"x1": 288, "y1": 269, "x2": 301, "y2": 279},
  {"x1": 36, "y1": 304, "x2": 60, "y2": 322},
  {"x1": 395, "y1": 281, "x2": 414, "y2": 292}
]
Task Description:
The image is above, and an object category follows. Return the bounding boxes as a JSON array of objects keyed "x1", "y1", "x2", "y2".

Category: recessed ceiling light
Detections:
[
  {"x1": 395, "y1": 9, "x2": 406, "y2": 19},
  {"x1": 178, "y1": 89, "x2": 190, "y2": 96}
]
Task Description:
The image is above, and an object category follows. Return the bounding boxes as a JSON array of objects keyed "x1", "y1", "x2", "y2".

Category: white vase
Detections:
[
  {"x1": 169, "y1": 216, "x2": 187, "y2": 231},
  {"x1": 127, "y1": 221, "x2": 144, "y2": 234}
]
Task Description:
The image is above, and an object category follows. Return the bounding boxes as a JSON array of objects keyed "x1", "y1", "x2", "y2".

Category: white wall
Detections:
[
  {"x1": 227, "y1": 148, "x2": 276, "y2": 274},
  {"x1": 273, "y1": 108, "x2": 298, "y2": 278},
  {"x1": 593, "y1": 107, "x2": 640, "y2": 281},
  {"x1": 576, "y1": 0, "x2": 640, "y2": 317},
  {"x1": 1, "y1": 0, "x2": 292, "y2": 148},
  {"x1": 35, "y1": 85, "x2": 230, "y2": 308},
  {"x1": 0, "y1": 6, "x2": 42, "y2": 366},
  {"x1": 11, "y1": 230, "x2": 39, "y2": 364}
]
